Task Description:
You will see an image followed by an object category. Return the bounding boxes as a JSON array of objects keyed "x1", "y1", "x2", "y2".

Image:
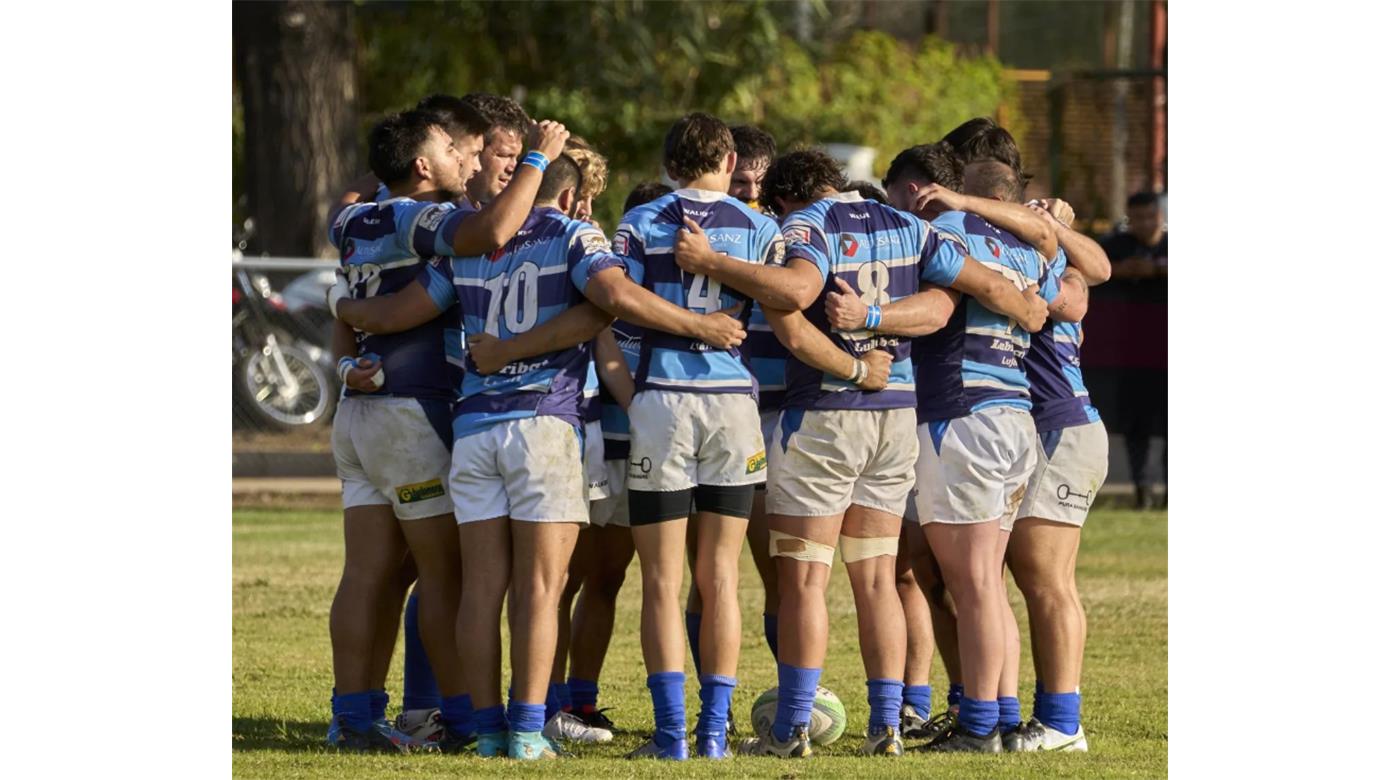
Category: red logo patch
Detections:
[
  {"x1": 840, "y1": 234, "x2": 859, "y2": 257},
  {"x1": 984, "y1": 237, "x2": 1001, "y2": 258}
]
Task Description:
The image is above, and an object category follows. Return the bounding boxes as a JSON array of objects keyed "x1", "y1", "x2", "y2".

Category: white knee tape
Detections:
[
  {"x1": 838, "y1": 535, "x2": 899, "y2": 563},
  {"x1": 769, "y1": 530, "x2": 835, "y2": 566}
]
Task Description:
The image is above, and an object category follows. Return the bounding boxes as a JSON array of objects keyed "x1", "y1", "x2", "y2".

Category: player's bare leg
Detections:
[
  {"x1": 746, "y1": 493, "x2": 781, "y2": 656},
  {"x1": 996, "y1": 528, "x2": 1023, "y2": 739},
  {"x1": 632, "y1": 518, "x2": 689, "y2": 675},
  {"x1": 509, "y1": 521, "x2": 580, "y2": 715},
  {"x1": 843, "y1": 505, "x2": 906, "y2": 684},
  {"x1": 693, "y1": 511, "x2": 748, "y2": 679},
  {"x1": 456, "y1": 516, "x2": 510, "y2": 738},
  {"x1": 542, "y1": 527, "x2": 613, "y2": 744},
  {"x1": 567, "y1": 524, "x2": 634, "y2": 726},
  {"x1": 924, "y1": 521, "x2": 1006, "y2": 725},
  {"x1": 923, "y1": 558, "x2": 963, "y2": 710},
  {"x1": 896, "y1": 523, "x2": 939, "y2": 736},
  {"x1": 331, "y1": 505, "x2": 409, "y2": 696},
  {"x1": 398, "y1": 515, "x2": 468, "y2": 709}
]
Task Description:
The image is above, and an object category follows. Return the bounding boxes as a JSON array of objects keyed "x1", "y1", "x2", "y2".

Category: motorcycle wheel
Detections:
[{"x1": 235, "y1": 339, "x2": 333, "y2": 432}]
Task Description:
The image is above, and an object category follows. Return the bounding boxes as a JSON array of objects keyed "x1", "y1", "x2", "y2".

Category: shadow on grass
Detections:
[{"x1": 233, "y1": 717, "x2": 329, "y2": 752}]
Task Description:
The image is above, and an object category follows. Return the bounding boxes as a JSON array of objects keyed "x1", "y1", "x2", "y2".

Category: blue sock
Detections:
[
  {"x1": 333, "y1": 690, "x2": 373, "y2": 733},
  {"x1": 440, "y1": 694, "x2": 474, "y2": 735},
  {"x1": 773, "y1": 663, "x2": 821, "y2": 742},
  {"x1": 1037, "y1": 690, "x2": 1081, "y2": 735},
  {"x1": 948, "y1": 683, "x2": 965, "y2": 709},
  {"x1": 866, "y1": 678, "x2": 903, "y2": 735},
  {"x1": 508, "y1": 700, "x2": 546, "y2": 734},
  {"x1": 402, "y1": 594, "x2": 442, "y2": 711},
  {"x1": 902, "y1": 684, "x2": 933, "y2": 720},
  {"x1": 553, "y1": 682, "x2": 574, "y2": 714},
  {"x1": 998, "y1": 696, "x2": 1021, "y2": 733},
  {"x1": 959, "y1": 697, "x2": 999, "y2": 737},
  {"x1": 369, "y1": 689, "x2": 388, "y2": 723},
  {"x1": 1033, "y1": 680, "x2": 1045, "y2": 721},
  {"x1": 763, "y1": 613, "x2": 779, "y2": 661},
  {"x1": 684, "y1": 611, "x2": 703, "y2": 673},
  {"x1": 698, "y1": 674, "x2": 737, "y2": 738},
  {"x1": 568, "y1": 677, "x2": 599, "y2": 711},
  {"x1": 472, "y1": 704, "x2": 507, "y2": 736},
  {"x1": 544, "y1": 685, "x2": 560, "y2": 721},
  {"x1": 647, "y1": 672, "x2": 687, "y2": 747}
]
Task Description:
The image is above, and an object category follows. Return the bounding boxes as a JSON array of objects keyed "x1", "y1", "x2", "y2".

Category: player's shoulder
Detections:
[{"x1": 618, "y1": 193, "x2": 672, "y2": 235}]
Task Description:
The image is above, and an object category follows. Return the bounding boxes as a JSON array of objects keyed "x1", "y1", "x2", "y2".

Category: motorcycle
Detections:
[{"x1": 232, "y1": 259, "x2": 337, "y2": 432}]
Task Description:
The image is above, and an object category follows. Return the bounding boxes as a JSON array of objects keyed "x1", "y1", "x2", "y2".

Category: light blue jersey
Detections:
[
  {"x1": 612, "y1": 188, "x2": 783, "y2": 395},
  {"x1": 417, "y1": 207, "x2": 624, "y2": 439},
  {"x1": 912, "y1": 212, "x2": 1057, "y2": 422}
]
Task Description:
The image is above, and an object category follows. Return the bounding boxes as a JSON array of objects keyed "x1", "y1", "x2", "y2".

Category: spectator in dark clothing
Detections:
[{"x1": 1096, "y1": 191, "x2": 1167, "y2": 509}]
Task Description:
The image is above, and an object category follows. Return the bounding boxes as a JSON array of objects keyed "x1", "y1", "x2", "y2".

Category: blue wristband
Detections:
[
  {"x1": 520, "y1": 151, "x2": 549, "y2": 174},
  {"x1": 865, "y1": 304, "x2": 882, "y2": 331},
  {"x1": 337, "y1": 356, "x2": 357, "y2": 382}
]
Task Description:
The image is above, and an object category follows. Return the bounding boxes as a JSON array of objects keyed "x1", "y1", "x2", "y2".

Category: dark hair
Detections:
[
  {"x1": 1128, "y1": 191, "x2": 1160, "y2": 209},
  {"x1": 730, "y1": 125, "x2": 776, "y2": 168},
  {"x1": 624, "y1": 181, "x2": 673, "y2": 213},
  {"x1": 942, "y1": 120, "x2": 1031, "y2": 187},
  {"x1": 849, "y1": 180, "x2": 889, "y2": 205},
  {"x1": 759, "y1": 149, "x2": 846, "y2": 215},
  {"x1": 663, "y1": 113, "x2": 735, "y2": 181},
  {"x1": 961, "y1": 160, "x2": 1022, "y2": 201},
  {"x1": 883, "y1": 142, "x2": 963, "y2": 191},
  {"x1": 415, "y1": 94, "x2": 490, "y2": 139},
  {"x1": 367, "y1": 110, "x2": 442, "y2": 187},
  {"x1": 460, "y1": 92, "x2": 531, "y2": 144},
  {"x1": 536, "y1": 154, "x2": 582, "y2": 204}
]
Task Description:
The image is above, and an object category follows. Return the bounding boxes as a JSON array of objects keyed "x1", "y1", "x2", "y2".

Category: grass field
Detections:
[{"x1": 233, "y1": 505, "x2": 1167, "y2": 778}]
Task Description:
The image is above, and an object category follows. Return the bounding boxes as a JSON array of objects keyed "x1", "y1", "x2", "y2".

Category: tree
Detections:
[{"x1": 234, "y1": 1, "x2": 358, "y2": 257}]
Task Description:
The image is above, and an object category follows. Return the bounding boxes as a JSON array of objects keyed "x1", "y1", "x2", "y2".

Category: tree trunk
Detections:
[{"x1": 234, "y1": 0, "x2": 358, "y2": 259}]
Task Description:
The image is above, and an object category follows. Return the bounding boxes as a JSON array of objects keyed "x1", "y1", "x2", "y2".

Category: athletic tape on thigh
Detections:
[
  {"x1": 838, "y1": 535, "x2": 899, "y2": 563},
  {"x1": 769, "y1": 530, "x2": 835, "y2": 566}
]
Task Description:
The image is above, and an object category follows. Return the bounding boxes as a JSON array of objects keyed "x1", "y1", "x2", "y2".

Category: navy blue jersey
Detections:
[
  {"x1": 612, "y1": 188, "x2": 783, "y2": 396},
  {"x1": 418, "y1": 207, "x2": 624, "y2": 439},
  {"x1": 328, "y1": 198, "x2": 463, "y2": 400},
  {"x1": 598, "y1": 320, "x2": 643, "y2": 460},
  {"x1": 1025, "y1": 248, "x2": 1100, "y2": 431}
]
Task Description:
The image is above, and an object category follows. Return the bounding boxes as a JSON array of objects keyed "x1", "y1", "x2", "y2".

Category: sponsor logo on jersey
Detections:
[
  {"x1": 420, "y1": 206, "x2": 448, "y2": 231},
  {"x1": 840, "y1": 233, "x2": 860, "y2": 257},
  {"x1": 581, "y1": 230, "x2": 610, "y2": 255},
  {"x1": 984, "y1": 236, "x2": 1002, "y2": 258},
  {"x1": 613, "y1": 234, "x2": 630, "y2": 256},
  {"x1": 783, "y1": 225, "x2": 811, "y2": 246},
  {"x1": 396, "y1": 478, "x2": 446, "y2": 504},
  {"x1": 745, "y1": 450, "x2": 767, "y2": 474}
]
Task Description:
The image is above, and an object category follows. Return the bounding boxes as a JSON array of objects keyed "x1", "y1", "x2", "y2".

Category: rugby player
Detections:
[
  {"x1": 461, "y1": 93, "x2": 533, "y2": 209},
  {"x1": 606, "y1": 113, "x2": 779, "y2": 760},
  {"x1": 854, "y1": 140, "x2": 1059, "y2": 752},
  {"x1": 674, "y1": 148, "x2": 1046, "y2": 758},
  {"x1": 322, "y1": 107, "x2": 486, "y2": 753}
]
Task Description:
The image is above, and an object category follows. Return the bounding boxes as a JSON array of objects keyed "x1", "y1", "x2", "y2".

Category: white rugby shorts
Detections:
[
  {"x1": 625, "y1": 390, "x2": 766, "y2": 492},
  {"x1": 766, "y1": 407, "x2": 918, "y2": 518},
  {"x1": 1015, "y1": 420, "x2": 1109, "y2": 527},
  {"x1": 915, "y1": 406, "x2": 1038, "y2": 531},
  {"x1": 588, "y1": 459, "x2": 630, "y2": 528},
  {"x1": 332, "y1": 396, "x2": 453, "y2": 520},
  {"x1": 450, "y1": 415, "x2": 589, "y2": 525},
  {"x1": 583, "y1": 419, "x2": 611, "y2": 502}
]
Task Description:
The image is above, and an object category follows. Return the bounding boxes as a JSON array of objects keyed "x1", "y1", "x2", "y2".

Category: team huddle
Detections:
[{"x1": 320, "y1": 91, "x2": 1111, "y2": 761}]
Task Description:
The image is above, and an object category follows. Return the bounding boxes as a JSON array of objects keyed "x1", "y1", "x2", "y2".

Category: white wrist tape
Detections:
[
  {"x1": 769, "y1": 530, "x2": 835, "y2": 566},
  {"x1": 839, "y1": 535, "x2": 899, "y2": 563},
  {"x1": 326, "y1": 275, "x2": 351, "y2": 319}
]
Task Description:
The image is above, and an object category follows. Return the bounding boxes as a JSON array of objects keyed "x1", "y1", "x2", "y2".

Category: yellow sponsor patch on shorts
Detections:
[
  {"x1": 396, "y1": 478, "x2": 446, "y2": 504},
  {"x1": 746, "y1": 450, "x2": 767, "y2": 474}
]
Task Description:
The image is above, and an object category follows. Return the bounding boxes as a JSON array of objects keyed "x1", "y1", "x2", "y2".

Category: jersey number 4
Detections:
[{"x1": 483, "y1": 263, "x2": 540, "y2": 335}]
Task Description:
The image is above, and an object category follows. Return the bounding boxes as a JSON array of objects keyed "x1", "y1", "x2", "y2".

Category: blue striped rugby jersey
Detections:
[
  {"x1": 912, "y1": 211, "x2": 1059, "y2": 423},
  {"x1": 611, "y1": 188, "x2": 783, "y2": 396},
  {"x1": 417, "y1": 207, "x2": 624, "y2": 439},
  {"x1": 327, "y1": 197, "x2": 463, "y2": 400},
  {"x1": 598, "y1": 320, "x2": 642, "y2": 460},
  {"x1": 1024, "y1": 248, "x2": 1099, "y2": 431},
  {"x1": 778, "y1": 191, "x2": 965, "y2": 412}
]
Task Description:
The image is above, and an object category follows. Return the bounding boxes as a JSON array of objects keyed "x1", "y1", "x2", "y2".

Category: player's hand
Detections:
[
  {"x1": 527, "y1": 120, "x2": 571, "y2": 162},
  {"x1": 1041, "y1": 197, "x2": 1075, "y2": 226},
  {"x1": 908, "y1": 182, "x2": 965, "y2": 218},
  {"x1": 693, "y1": 303, "x2": 746, "y2": 350},
  {"x1": 857, "y1": 348, "x2": 892, "y2": 391},
  {"x1": 1026, "y1": 202, "x2": 1060, "y2": 229},
  {"x1": 1017, "y1": 283, "x2": 1049, "y2": 333},
  {"x1": 674, "y1": 217, "x2": 716, "y2": 274},
  {"x1": 342, "y1": 356, "x2": 384, "y2": 393},
  {"x1": 467, "y1": 332, "x2": 516, "y2": 374},
  {"x1": 824, "y1": 277, "x2": 869, "y2": 331}
]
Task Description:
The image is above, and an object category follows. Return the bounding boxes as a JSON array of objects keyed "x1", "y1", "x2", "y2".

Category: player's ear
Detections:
[
  {"x1": 559, "y1": 186, "x2": 575, "y2": 215},
  {"x1": 723, "y1": 151, "x2": 737, "y2": 175},
  {"x1": 414, "y1": 154, "x2": 432, "y2": 183}
]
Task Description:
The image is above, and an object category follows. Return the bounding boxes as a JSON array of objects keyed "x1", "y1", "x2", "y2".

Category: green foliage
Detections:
[{"x1": 238, "y1": 1, "x2": 1018, "y2": 232}]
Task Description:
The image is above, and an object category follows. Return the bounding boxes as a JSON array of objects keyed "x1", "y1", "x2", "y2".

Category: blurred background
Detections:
[{"x1": 232, "y1": 0, "x2": 1166, "y2": 507}]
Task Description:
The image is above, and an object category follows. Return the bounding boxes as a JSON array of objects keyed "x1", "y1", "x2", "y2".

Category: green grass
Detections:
[{"x1": 234, "y1": 507, "x2": 1166, "y2": 778}]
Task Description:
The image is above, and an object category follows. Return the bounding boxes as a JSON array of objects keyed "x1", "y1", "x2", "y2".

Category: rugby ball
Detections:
[{"x1": 750, "y1": 685, "x2": 846, "y2": 746}]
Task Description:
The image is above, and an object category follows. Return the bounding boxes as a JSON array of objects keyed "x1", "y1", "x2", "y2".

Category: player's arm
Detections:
[
  {"x1": 327, "y1": 261, "x2": 454, "y2": 335},
  {"x1": 763, "y1": 304, "x2": 891, "y2": 391},
  {"x1": 824, "y1": 278, "x2": 959, "y2": 337},
  {"x1": 673, "y1": 217, "x2": 824, "y2": 311},
  {"x1": 948, "y1": 260, "x2": 1048, "y2": 333},
  {"x1": 467, "y1": 301, "x2": 613, "y2": 375},
  {"x1": 1048, "y1": 267, "x2": 1088, "y2": 323},
  {"x1": 594, "y1": 327, "x2": 636, "y2": 411},
  {"x1": 583, "y1": 266, "x2": 745, "y2": 350},
  {"x1": 446, "y1": 121, "x2": 571, "y2": 256},
  {"x1": 910, "y1": 183, "x2": 1057, "y2": 260},
  {"x1": 331, "y1": 319, "x2": 385, "y2": 393},
  {"x1": 327, "y1": 172, "x2": 382, "y2": 227},
  {"x1": 1028, "y1": 201, "x2": 1111, "y2": 285}
]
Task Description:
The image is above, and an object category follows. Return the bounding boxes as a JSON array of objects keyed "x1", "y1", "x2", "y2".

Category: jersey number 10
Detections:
[{"x1": 483, "y1": 263, "x2": 540, "y2": 335}]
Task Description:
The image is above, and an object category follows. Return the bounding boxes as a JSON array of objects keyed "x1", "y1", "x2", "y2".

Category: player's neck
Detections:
[
  {"x1": 388, "y1": 180, "x2": 447, "y2": 202},
  {"x1": 677, "y1": 172, "x2": 732, "y2": 194}
]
